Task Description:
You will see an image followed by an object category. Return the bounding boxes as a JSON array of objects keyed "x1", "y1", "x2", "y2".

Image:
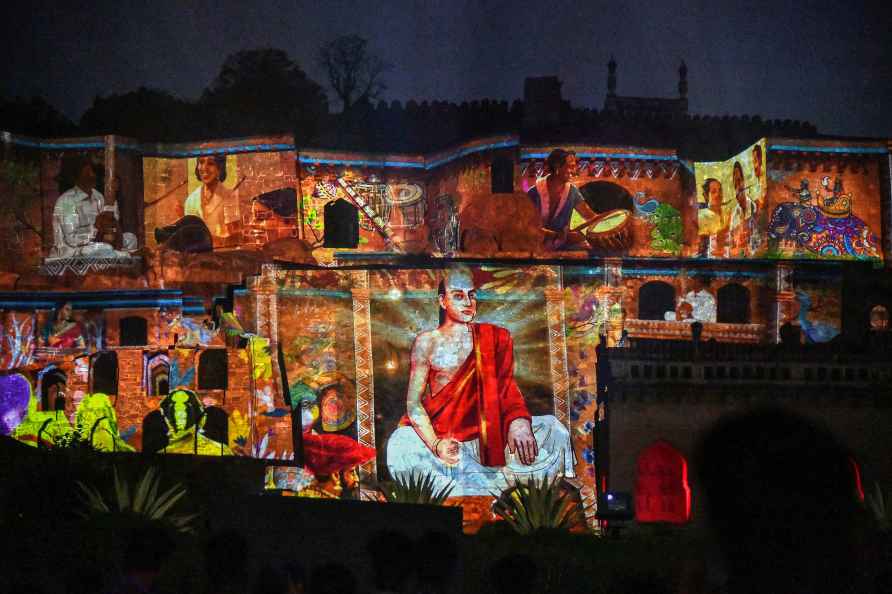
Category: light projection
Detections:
[
  {"x1": 374, "y1": 266, "x2": 574, "y2": 496},
  {"x1": 519, "y1": 147, "x2": 686, "y2": 257},
  {"x1": 694, "y1": 140, "x2": 767, "y2": 259},
  {"x1": 144, "y1": 149, "x2": 299, "y2": 252},
  {"x1": 303, "y1": 174, "x2": 430, "y2": 254},
  {"x1": 42, "y1": 150, "x2": 138, "y2": 261},
  {"x1": 765, "y1": 162, "x2": 881, "y2": 261}
]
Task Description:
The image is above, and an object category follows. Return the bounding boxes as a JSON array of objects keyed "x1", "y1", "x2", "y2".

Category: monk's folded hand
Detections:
[
  {"x1": 435, "y1": 437, "x2": 462, "y2": 466},
  {"x1": 507, "y1": 418, "x2": 538, "y2": 466}
]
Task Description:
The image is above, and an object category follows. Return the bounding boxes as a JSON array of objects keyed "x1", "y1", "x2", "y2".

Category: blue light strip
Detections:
[
  {"x1": 563, "y1": 267, "x2": 604, "y2": 277},
  {"x1": 425, "y1": 139, "x2": 519, "y2": 169},
  {"x1": 0, "y1": 301, "x2": 58, "y2": 309},
  {"x1": 5, "y1": 139, "x2": 106, "y2": 150},
  {"x1": 522, "y1": 151, "x2": 676, "y2": 162},
  {"x1": 300, "y1": 138, "x2": 520, "y2": 171},
  {"x1": 142, "y1": 143, "x2": 295, "y2": 158},
  {"x1": 298, "y1": 156, "x2": 424, "y2": 169},
  {"x1": 768, "y1": 144, "x2": 887, "y2": 155}
]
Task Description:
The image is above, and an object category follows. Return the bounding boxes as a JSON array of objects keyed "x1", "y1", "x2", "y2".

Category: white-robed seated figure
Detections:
[
  {"x1": 386, "y1": 266, "x2": 576, "y2": 496},
  {"x1": 50, "y1": 158, "x2": 136, "y2": 259}
]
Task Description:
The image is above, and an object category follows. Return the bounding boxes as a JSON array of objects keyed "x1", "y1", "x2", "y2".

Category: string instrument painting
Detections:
[{"x1": 94, "y1": 210, "x2": 124, "y2": 250}]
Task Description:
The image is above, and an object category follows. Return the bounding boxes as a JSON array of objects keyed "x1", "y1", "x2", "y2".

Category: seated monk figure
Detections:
[{"x1": 386, "y1": 266, "x2": 576, "y2": 496}]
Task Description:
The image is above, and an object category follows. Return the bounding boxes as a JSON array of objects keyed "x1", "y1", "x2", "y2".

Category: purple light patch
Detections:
[{"x1": 0, "y1": 374, "x2": 30, "y2": 436}]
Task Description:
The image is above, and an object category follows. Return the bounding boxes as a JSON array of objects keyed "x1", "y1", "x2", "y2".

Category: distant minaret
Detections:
[
  {"x1": 607, "y1": 56, "x2": 617, "y2": 97},
  {"x1": 678, "y1": 60, "x2": 688, "y2": 98}
]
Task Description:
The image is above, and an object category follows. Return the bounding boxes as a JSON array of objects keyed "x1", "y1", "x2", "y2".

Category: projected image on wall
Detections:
[
  {"x1": 144, "y1": 150, "x2": 299, "y2": 252},
  {"x1": 371, "y1": 266, "x2": 575, "y2": 497},
  {"x1": 43, "y1": 151, "x2": 138, "y2": 261},
  {"x1": 694, "y1": 140, "x2": 767, "y2": 259}
]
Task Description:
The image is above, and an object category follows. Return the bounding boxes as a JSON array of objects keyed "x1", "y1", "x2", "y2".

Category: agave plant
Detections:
[
  {"x1": 380, "y1": 471, "x2": 454, "y2": 505},
  {"x1": 491, "y1": 475, "x2": 583, "y2": 534},
  {"x1": 76, "y1": 467, "x2": 198, "y2": 533},
  {"x1": 866, "y1": 482, "x2": 889, "y2": 532}
]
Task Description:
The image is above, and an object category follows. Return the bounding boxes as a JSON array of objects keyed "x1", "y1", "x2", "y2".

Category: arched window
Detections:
[
  {"x1": 145, "y1": 353, "x2": 170, "y2": 397},
  {"x1": 323, "y1": 199, "x2": 359, "y2": 248},
  {"x1": 579, "y1": 181, "x2": 634, "y2": 214},
  {"x1": 142, "y1": 410, "x2": 168, "y2": 454},
  {"x1": 203, "y1": 406, "x2": 229, "y2": 453},
  {"x1": 638, "y1": 281, "x2": 676, "y2": 321},
  {"x1": 491, "y1": 156, "x2": 514, "y2": 194},
  {"x1": 717, "y1": 283, "x2": 751, "y2": 324},
  {"x1": 635, "y1": 440, "x2": 691, "y2": 523},
  {"x1": 849, "y1": 457, "x2": 865, "y2": 502},
  {"x1": 870, "y1": 305, "x2": 889, "y2": 331},
  {"x1": 198, "y1": 349, "x2": 228, "y2": 391},
  {"x1": 91, "y1": 351, "x2": 118, "y2": 395},
  {"x1": 119, "y1": 316, "x2": 148, "y2": 346}
]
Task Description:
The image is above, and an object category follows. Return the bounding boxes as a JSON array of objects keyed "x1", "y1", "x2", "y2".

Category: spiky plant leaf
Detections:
[
  {"x1": 75, "y1": 467, "x2": 196, "y2": 532},
  {"x1": 381, "y1": 471, "x2": 454, "y2": 505},
  {"x1": 132, "y1": 467, "x2": 155, "y2": 514},
  {"x1": 75, "y1": 480, "x2": 110, "y2": 515},
  {"x1": 113, "y1": 467, "x2": 132, "y2": 511},
  {"x1": 492, "y1": 475, "x2": 583, "y2": 535}
]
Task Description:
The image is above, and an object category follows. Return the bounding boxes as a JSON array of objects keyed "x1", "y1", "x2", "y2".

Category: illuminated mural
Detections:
[
  {"x1": 41, "y1": 148, "x2": 139, "y2": 267},
  {"x1": 520, "y1": 147, "x2": 687, "y2": 257},
  {"x1": 303, "y1": 175, "x2": 429, "y2": 254},
  {"x1": 144, "y1": 148, "x2": 299, "y2": 252},
  {"x1": 694, "y1": 140, "x2": 767, "y2": 259},
  {"x1": 765, "y1": 174, "x2": 880, "y2": 260}
]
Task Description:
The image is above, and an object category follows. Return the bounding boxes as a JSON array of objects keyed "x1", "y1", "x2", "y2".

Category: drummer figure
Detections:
[{"x1": 528, "y1": 149, "x2": 598, "y2": 251}]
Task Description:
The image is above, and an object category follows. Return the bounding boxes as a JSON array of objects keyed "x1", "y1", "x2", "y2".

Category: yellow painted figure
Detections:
[
  {"x1": 74, "y1": 393, "x2": 135, "y2": 452},
  {"x1": 12, "y1": 382, "x2": 73, "y2": 448},
  {"x1": 157, "y1": 389, "x2": 232, "y2": 455}
]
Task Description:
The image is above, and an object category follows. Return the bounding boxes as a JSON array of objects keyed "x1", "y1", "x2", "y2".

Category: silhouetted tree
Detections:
[
  {"x1": 201, "y1": 48, "x2": 328, "y2": 140},
  {"x1": 0, "y1": 95, "x2": 77, "y2": 137},
  {"x1": 317, "y1": 35, "x2": 389, "y2": 113},
  {"x1": 80, "y1": 87, "x2": 197, "y2": 142}
]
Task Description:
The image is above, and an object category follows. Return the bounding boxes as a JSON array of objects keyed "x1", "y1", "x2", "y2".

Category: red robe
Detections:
[{"x1": 400, "y1": 323, "x2": 531, "y2": 466}]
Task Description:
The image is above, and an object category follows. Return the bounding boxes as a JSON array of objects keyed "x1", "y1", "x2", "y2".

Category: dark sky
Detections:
[{"x1": 4, "y1": 0, "x2": 891, "y2": 138}]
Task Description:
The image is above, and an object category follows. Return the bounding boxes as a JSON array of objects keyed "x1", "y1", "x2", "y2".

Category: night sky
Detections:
[{"x1": 4, "y1": 0, "x2": 891, "y2": 138}]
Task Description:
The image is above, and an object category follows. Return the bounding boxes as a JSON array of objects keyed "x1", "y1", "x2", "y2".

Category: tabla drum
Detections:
[
  {"x1": 387, "y1": 183, "x2": 426, "y2": 229},
  {"x1": 585, "y1": 209, "x2": 633, "y2": 252}
]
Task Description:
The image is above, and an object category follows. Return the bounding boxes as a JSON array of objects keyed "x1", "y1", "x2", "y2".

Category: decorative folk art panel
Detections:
[{"x1": 0, "y1": 265, "x2": 600, "y2": 523}]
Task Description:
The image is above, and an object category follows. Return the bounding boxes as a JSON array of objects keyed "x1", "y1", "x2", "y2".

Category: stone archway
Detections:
[{"x1": 579, "y1": 181, "x2": 634, "y2": 214}]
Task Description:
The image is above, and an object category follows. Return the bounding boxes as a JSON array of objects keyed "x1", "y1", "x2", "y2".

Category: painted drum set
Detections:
[{"x1": 573, "y1": 208, "x2": 634, "y2": 252}]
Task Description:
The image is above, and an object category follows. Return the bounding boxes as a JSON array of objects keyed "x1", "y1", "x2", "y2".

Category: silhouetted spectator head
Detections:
[
  {"x1": 415, "y1": 530, "x2": 459, "y2": 593},
  {"x1": 308, "y1": 563, "x2": 356, "y2": 594},
  {"x1": 489, "y1": 554, "x2": 538, "y2": 594},
  {"x1": 252, "y1": 564, "x2": 290, "y2": 594},
  {"x1": 695, "y1": 408, "x2": 866, "y2": 594},
  {"x1": 283, "y1": 560, "x2": 306, "y2": 594},
  {"x1": 206, "y1": 529, "x2": 250, "y2": 594},
  {"x1": 366, "y1": 529, "x2": 415, "y2": 592}
]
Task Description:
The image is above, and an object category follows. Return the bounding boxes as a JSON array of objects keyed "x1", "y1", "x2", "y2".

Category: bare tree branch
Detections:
[{"x1": 317, "y1": 35, "x2": 390, "y2": 112}]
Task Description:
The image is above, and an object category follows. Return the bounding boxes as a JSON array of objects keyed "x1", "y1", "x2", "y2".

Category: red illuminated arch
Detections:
[{"x1": 635, "y1": 440, "x2": 691, "y2": 523}]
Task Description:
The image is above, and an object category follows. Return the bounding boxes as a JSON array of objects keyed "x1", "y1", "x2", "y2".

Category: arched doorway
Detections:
[
  {"x1": 635, "y1": 440, "x2": 691, "y2": 523},
  {"x1": 717, "y1": 283, "x2": 751, "y2": 324},
  {"x1": 638, "y1": 281, "x2": 676, "y2": 321},
  {"x1": 579, "y1": 181, "x2": 634, "y2": 214}
]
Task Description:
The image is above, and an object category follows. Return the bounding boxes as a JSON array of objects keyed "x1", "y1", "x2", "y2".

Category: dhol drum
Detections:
[{"x1": 585, "y1": 209, "x2": 633, "y2": 252}]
